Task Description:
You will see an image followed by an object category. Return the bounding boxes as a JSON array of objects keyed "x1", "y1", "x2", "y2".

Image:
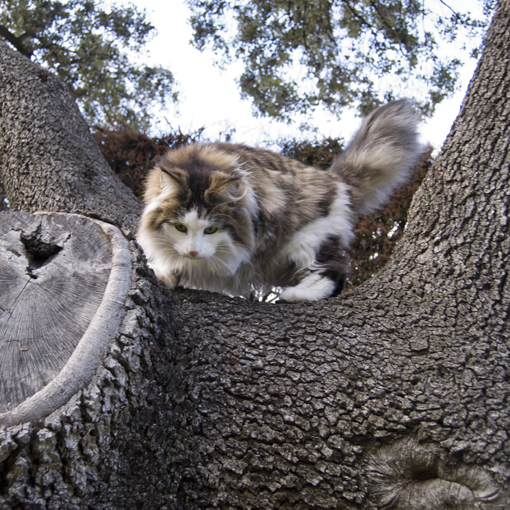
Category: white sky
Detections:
[{"x1": 136, "y1": 0, "x2": 482, "y2": 153}]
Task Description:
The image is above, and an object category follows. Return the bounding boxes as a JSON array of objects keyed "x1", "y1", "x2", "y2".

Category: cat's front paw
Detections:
[
  {"x1": 151, "y1": 265, "x2": 178, "y2": 289},
  {"x1": 280, "y1": 274, "x2": 336, "y2": 302},
  {"x1": 279, "y1": 287, "x2": 318, "y2": 303},
  {"x1": 159, "y1": 273, "x2": 179, "y2": 289}
]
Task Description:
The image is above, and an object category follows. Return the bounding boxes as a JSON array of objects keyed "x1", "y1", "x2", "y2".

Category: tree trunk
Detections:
[
  {"x1": 0, "y1": 42, "x2": 141, "y2": 233},
  {"x1": 1, "y1": 1, "x2": 510, "y2": 508}
]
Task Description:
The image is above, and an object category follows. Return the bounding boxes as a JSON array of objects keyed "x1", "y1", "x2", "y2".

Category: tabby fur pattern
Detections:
[{"x1": 137, "y1": 100, "x2": 422, "y2": 301}]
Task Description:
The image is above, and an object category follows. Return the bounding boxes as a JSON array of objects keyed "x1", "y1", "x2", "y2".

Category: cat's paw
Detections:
[
  {"x1": 159, "y1": 273, "x2": 178, "y2": 289},
  {"x1": 151, "y1": 265, "x2": 178, "y2": 289},
  {"x1": 279, "y1": 274, "x2": 336, "y2": 302}
]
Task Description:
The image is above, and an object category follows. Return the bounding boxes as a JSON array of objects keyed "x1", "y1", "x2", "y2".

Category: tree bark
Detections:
[
  {"x1": 0, "y1": 41, "x2": 141, "y2": 233},
  {"x1": 0, "y1": 1, "x2": 510, "y2": 508}
]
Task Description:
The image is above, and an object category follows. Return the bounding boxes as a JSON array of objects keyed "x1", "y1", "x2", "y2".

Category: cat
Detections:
[{"x1": 137, "y1": 100, "x2": 422, "y2": 302}]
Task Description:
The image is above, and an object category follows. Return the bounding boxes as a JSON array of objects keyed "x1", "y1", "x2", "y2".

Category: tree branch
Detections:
[
  {"x1": 438, "y1": 0, "x2": 461, "y2": 21},
  {"x1": 0, "y1": 24, "x2": 32, "y2": 57}
]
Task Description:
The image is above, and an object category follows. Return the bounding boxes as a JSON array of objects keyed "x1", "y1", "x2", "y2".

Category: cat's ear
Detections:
[
  {"x1": 159, "y1": 168, "x2": 187, "y2": 193},
  {"x1": 208, "y1": 173, "x2": 247, "y2": 202},
  {"x1": 142, "y1": 167, "x2": 174, "y2": 203}
]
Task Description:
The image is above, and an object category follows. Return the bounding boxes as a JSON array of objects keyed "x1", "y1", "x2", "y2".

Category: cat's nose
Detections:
[{"x1": 189, "y1": 251, "x2": 199, "y2": 257}]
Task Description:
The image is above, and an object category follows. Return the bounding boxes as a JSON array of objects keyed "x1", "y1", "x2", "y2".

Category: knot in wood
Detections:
[{"x1": 367, "y1": 437, "x2": 506, "y2": 509}]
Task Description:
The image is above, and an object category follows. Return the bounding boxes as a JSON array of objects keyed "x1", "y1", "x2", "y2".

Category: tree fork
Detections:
[{"x1": 0, "y1": 1, "x2": 510, "y2": 508}]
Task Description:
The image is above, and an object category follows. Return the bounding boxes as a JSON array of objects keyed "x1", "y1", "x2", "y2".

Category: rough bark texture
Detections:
[
  {"x1": 0, "y1": 41, "x2": 142, "y2": 233},
  {"x1": 0, "y1": 1, "x2": 510, "y2": 509}
]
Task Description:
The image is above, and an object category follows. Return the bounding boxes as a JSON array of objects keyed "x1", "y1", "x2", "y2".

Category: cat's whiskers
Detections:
[
  {"x1": 215, "y1": 243, "x2": 253, "y2": 271},
  {"x1": 210, "y1": 255, "x2": 244, "y2": 291}
]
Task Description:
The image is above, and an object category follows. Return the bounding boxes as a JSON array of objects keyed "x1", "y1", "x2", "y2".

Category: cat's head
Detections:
[{"x1": 138, "y1": 145, "x2": 257, "y2": 268}]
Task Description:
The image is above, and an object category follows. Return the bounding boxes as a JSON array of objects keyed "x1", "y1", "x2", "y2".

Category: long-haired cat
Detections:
[{"x1": 137, "y1": 100, "x2": 422, "y2": 302}]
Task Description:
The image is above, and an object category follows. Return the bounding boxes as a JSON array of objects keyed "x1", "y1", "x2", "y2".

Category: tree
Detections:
[
  {"x1": 0, "y1": 0, "x2": 177, "y2": 129},
  {"x1": 188, "y1": 0, "x2": 495, "y2": 120},
  {"x1": 0, "y1": 1, "x2": 510, "y2": 508}
]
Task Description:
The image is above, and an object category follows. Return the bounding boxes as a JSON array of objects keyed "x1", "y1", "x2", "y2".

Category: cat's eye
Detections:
[
  {"x1": 175, "y1": 223, "x2": 188, "y2": 233},
  {"x1": 204, "y1": 226, "x2": 218, "y2": 235}
]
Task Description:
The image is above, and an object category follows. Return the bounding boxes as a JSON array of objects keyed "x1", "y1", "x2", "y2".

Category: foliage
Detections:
[
  {"x1": 187, "y1": 0, "x2": 495, "y2": 120},
  {"x1": 92, "y1": 127, "x2": 204, "y2": 197},
  {"x1": 279, "y1": 137, "x2": 344, "y2": 169},
  {"x1": 0, "y1": 0, "x2": 177, "y2": 129}
]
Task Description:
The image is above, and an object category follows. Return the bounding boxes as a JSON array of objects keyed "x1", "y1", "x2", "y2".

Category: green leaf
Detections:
[{"x1": 187, "y1": 0, "x2": 494, "y2": 119}]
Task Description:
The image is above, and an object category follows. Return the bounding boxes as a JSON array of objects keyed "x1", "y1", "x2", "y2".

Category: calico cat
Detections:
[{"x1": 137, "y1": 100, "x2": 422, "y2": 302}]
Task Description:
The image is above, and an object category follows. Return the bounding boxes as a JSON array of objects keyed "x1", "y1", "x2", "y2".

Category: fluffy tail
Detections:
[{"x1": 331, "y1": 100, "x2": 423, "y2": 216}]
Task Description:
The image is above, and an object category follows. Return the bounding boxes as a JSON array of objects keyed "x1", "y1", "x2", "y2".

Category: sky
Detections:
[{"x1": 135, "y1": 0, "x2": 483, "y2": 153}]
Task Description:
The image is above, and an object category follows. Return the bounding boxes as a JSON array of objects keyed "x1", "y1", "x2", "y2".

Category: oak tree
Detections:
[{"x1": 0, "y1": 1, "x2": 509, "y2": 508}]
